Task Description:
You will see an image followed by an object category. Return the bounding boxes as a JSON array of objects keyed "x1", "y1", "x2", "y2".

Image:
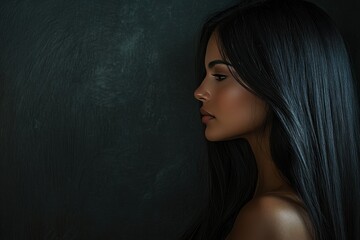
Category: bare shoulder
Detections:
[{"x1": 225, "y1": 193, "x2": 314, "y2": 240}]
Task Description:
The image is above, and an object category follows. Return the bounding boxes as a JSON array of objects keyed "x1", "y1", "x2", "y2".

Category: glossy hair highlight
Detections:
[{"x1": 179, "y1": 0, "x2": 360, "y2": 239}]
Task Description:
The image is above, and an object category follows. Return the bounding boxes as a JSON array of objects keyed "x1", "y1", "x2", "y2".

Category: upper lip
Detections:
[{"x1": 200, "y1": 108, "x2": 215, "y2": 117}]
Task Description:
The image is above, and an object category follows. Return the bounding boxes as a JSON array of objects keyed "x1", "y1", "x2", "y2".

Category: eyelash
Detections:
[{"x1": 212, "y1": 74, "x2": 227, "y2": 81}]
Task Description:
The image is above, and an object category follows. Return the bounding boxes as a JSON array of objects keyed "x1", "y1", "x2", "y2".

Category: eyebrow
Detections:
[{"x1": 208, "y1": 59, "x2": 232, "y2": 68}]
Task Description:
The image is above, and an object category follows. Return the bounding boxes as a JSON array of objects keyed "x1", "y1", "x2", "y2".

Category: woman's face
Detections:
[{"x1": 194, "y1": 31, "x2": 269, "y2": 142}]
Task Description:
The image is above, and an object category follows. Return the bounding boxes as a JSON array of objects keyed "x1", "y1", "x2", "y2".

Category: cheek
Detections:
[
  {"x1": 216, "y1": 86, "x2": 267, "y2": 132},
  {"x1": 217, "y1": 86, "x2": 253, "y2": 117}
]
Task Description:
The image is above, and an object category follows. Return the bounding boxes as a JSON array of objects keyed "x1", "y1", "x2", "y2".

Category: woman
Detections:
[{"x1": 179, "y1": 0, "x2": 360, "y2": 239}]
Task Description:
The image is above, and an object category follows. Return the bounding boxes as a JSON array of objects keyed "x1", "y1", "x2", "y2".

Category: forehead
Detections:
[{"x1": 205, "y1": 32, "x2": 223, "y2": 62}]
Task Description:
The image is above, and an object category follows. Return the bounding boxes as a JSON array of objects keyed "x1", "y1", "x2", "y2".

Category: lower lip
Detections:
[{"x1": 202, "y1": 115, "x2": 215, "y2": 124}]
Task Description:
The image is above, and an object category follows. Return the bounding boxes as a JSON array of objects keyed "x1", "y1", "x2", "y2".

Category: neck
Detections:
[{"x1": 244, "y1": 128, "x2": 292, "y2": 198}]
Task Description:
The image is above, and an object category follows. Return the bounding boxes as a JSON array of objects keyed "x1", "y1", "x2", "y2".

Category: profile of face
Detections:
[{"x1": 194, "y1": 31, "x2": 269, "y2": 142}]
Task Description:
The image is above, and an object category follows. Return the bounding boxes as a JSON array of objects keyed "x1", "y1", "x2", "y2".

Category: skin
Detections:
[{"x1": 193, "y1": 31, "x2": 314, "y2": 239}]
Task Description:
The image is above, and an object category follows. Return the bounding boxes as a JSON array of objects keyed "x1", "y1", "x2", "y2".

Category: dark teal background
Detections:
[{"x1": 0, "y1": 0, "x2": 358, "y2": 239}]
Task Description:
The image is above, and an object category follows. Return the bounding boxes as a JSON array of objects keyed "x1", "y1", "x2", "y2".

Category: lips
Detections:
[
  {"x1": 200, "y1": 108, "x2": 215, "y2": 124},
  {"x1": 200, "y1": 108, "x2": 215, "y2": 118}
]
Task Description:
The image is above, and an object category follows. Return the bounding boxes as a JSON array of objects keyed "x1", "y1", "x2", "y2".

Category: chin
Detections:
[
  {"x1": 204, "y1": 131, "x2": 220, "y2": 141},
  {"x1": 205, "y1": 130, "x2": 238, "y2": 142}
]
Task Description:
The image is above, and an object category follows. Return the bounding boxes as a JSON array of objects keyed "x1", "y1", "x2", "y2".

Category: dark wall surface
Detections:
[{"x1": 0, "y1": 0, "x2": 358, "y2": 239}]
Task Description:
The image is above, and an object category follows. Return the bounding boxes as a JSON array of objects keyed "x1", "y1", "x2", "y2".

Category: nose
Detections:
[{"x1": 193, "y1": 81, "x2": 210, "y2": 102}]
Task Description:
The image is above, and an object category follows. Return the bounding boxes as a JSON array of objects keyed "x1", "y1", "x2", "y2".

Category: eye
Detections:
[{"x1": 212, "y1": 74, "x2": 227, "y2": 81}]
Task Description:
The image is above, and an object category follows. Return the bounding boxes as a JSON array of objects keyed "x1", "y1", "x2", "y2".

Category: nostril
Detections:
[
  {"x1": 194, "y1": 87, "x2": 211, "y2": 102},
  {"x1": 194, "y1": 92, "x2": 203, "y2": 101},
  {"x1": 197, "y1": 96, "x2": 206, "y2": 102}
]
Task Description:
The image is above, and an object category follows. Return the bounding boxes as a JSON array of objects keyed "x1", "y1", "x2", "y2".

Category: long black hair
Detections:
[{"x1": 179, "y1": 0, "x2": 360, "y2": 239}]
